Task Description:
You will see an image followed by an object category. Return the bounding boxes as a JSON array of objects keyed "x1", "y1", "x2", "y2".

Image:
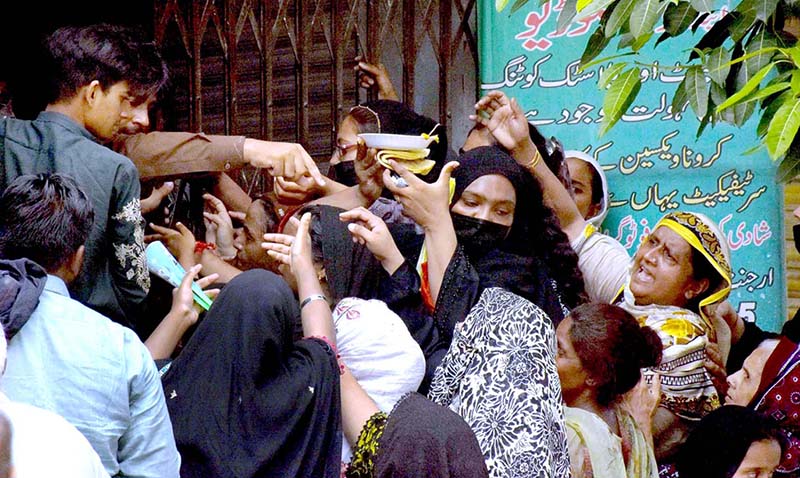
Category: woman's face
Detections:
[
  {"x1": 566, "y1": 157, "x2": 601, "y2": 220},
  {"x1": 555, "y1": 317, "x2": 590, "y2": 404},
  {"x1": 450, "y1": 174, "x2": 516, "y2": 227},
  {"x1": 726, "y1": 340, "x2": 779, "y2": 406},
  {"x1": 330, "y1": 115, "x2": 360, "y2": 165},
  {"x1": 630, "y1": 226, "x2": 705, "y2": 308},
  {"x1": 731, "y1": 439, "x2": 782, "y2": 478}
]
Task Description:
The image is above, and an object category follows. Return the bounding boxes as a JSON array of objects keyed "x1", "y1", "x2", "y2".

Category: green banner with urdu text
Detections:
[{"x1": 479, "y1": 0, "x2": 786, "y2": 331}]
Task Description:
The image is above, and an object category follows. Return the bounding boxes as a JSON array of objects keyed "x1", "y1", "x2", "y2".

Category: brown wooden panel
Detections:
[{"x1": 155, "y1": 0, "x2": 478, "y2": 193}]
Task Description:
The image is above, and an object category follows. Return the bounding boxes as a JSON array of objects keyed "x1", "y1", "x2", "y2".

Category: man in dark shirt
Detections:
[{"x1": 0, "y1": 24, "x2": 168, "y2": 327}]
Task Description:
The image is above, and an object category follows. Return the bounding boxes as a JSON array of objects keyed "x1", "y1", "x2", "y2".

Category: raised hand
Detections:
[
  {"x1": 339, "y1": 206, "x2": 404, "y2": 274},
  {"x1": 354, "y1": 139, "x2": 383, "y2": 204},
  {"x1": 471, "y1": 90, "x2": 531, "y2": 153},
  {"x1": 202, "y1": 193, "x2": 236, "y2": 259},
  {"x1": 262, "y1": 213, "x2": 315, "y2": 277},
  {"x1": 146, "y1": 222, "x2": 196, "y2": 268},
  {"x1": 623, "y1": 373, "x2": 662, "y2": 448},
  {"x1": 382, "y1": 160, "x2": 459, "y2": 231},
  {"x1": 354, "y1": 56, "x2": 399, "y2": 101},
  {"x1": 141, "y1": 181, "x2": 174, "y2": 215}
]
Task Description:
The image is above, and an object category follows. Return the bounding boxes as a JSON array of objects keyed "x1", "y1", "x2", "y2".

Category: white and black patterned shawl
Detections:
[{"x1": 428, "y1": 288, "x2": 571, "y2": 478}]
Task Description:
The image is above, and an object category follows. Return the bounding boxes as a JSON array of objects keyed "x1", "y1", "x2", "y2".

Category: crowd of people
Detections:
[{"x1": 0, "y1": 22, "x2": 798, "y2": 478}]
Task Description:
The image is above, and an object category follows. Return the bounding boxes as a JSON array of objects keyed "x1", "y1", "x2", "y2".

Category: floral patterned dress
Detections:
[{"x1": 428, "y1": 287, "x2": 571, "y2": 478}]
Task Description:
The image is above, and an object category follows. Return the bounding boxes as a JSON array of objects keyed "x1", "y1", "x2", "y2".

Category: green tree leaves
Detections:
[
  {"x1": 504, "y1": 0, "x2": 800, "y2": 175},
  {"x1": 600, "y1": 67, "x2": 643, "y2": 135},
  {"x1": 767, "y1": 97, "x2": 800, "y2": 158}
]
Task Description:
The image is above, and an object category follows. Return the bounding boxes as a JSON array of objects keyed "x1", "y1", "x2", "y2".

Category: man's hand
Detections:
[{"x1": 243, "y1": 139, "x2": 326, "y2": 187}]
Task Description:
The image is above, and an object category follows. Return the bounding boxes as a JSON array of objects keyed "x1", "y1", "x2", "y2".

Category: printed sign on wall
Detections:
[{"x1": 479, "y1": 0, "x2": 785, "y2": 330}]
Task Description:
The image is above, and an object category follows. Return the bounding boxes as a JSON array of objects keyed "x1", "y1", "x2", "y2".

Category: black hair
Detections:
[
  {"x1": 43, "y1": 24, "x2": 167, "y2": 104},
  {"x1": 132, "y1": 38, "x2": 170, "y2": 102},
  {"x1": 568, "y1": 303, "x2": 663, "y2": 406},
  {"x1": 251, "y1": 196, "x2": 281, "y2": 236},
  {"x1": 0, "y1": 173, "x2": 94, "y2": 271},
  {"x1": 676, "y1": 405, "x2": 783, "y2": 478}
]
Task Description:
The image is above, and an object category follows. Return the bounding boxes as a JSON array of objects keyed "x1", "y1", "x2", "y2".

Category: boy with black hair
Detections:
[
  {"x1": 0, "y1": 24, "x2": 165, "y2": 327},
  {"x1": 0, "y1": 173, "x2": 180, "y2": 478}
]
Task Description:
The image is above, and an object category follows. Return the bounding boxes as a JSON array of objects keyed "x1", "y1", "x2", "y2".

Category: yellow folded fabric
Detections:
[{"x1": 376, "y1": 149, "x2": 435, "y2": 175}]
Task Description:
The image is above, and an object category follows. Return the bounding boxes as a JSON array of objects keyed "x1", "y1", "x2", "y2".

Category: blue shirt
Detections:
[
  {"x1": 0, "y1": 111, "x2": 149, "y2": 326},
  {"x1": 1, "y1": 275, "x2": 179, "y2": 478}
]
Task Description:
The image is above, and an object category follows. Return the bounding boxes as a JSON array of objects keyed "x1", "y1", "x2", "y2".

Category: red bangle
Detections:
[{"x1": 194, "y1": 241, "x2": 216, "y2": 254}]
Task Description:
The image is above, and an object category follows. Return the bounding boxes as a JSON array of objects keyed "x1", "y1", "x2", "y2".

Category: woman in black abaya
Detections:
[{"x1": 161, "y1": 269, "x2": 342, "y2": 478}]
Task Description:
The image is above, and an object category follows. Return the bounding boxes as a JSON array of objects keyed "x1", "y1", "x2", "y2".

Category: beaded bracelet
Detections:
[{"x1": 194, "y1": 241, "x2": 216, "y2": 254}]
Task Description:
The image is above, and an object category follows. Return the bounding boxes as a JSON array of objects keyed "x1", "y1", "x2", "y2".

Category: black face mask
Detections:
[
  {"x1": 794, "y1": 224, "x2": 800, "y2": 254},
  {"x1": 451, "y1": 213, "x2": 511, "y2": 257},
  {"x1": 328, "y1": 161, "x2": 358, "y2": 187}
]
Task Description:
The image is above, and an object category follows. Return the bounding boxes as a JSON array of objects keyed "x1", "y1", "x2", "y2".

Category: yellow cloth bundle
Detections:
[
  {"x1": 376, "y1": 149, "x2": 435, "y2": 175},
  {"x1": 374, "y1": 133, "x2": 439, "y2": 175}
]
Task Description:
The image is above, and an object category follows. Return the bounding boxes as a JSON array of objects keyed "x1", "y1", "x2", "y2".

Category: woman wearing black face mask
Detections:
[
  {"x1": 381, "y1": 145, "x2": 582, "y2": 477},
  {"x1": 445, "y1": 146, "x2": 585, "y2": 326},
  {"x1": 384, "y1": 145, "x2": 586, "y2": 333}
]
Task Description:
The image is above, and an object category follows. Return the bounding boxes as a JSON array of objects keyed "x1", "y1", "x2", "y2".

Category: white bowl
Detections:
[{"x1": 358, "y1": 133, "x2": 435, "y2": 151}]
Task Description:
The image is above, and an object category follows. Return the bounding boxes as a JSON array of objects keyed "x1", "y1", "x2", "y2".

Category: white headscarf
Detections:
[
  {"x1": 333, "y1": 297, "x2": 425, "y2": 463},
  {"x1": 565, "y1": 150, "x2": 609, "y2": 228}
]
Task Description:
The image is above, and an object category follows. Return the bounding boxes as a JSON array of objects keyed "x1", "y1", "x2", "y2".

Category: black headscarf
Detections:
[
  {"x1": 311, "y1": 204, "x2": 383, "y2": 304},
  {"x1": 447, "y1": 146, "x2": 585, "y2": 323},
  {"x1": 162, "y1": 269, "x2": 342, "y2": 478},
  {"x1": 375, "y1": 393, "x2": 488, "y2": 478},
  {"x1": 675, "y1": 405, "x2": 782, "y2": 478},
  {"x1": 451, "y1": 145, "x2": 535, "y2": 255}
]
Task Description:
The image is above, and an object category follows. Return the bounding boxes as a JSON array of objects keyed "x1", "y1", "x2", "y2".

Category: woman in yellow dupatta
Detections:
[
  {"x1": 556, "y1": 303, "x2": 663, "y2": 478},
  {"x1": 623, "y1": 211, "x2": 732, "y2": 421}
]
